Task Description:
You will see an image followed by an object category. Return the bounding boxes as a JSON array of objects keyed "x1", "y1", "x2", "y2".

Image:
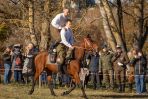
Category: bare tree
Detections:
[
  {"x1": 133, "y1": 0, "x2": 147, "y2": 50},
  {"x1": 28, "y1": 0, "x2": 37, "y2": 46},
  {"x1": 39, "y1": 0, "x2": 50, "y2": 51},
  {"x1": 101, "y1": 0, "x2": 126, "y2": 51},
  {"x1": 99, "y1": 1, "x2": 116, "y2": 51}
]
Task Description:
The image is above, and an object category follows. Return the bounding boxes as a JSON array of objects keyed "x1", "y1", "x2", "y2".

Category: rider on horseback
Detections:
[
  {"x1": 56, "y1": 19, "x2": 74, "y2": 72},
  {"x1": 50, "y1": 8, "x2": 70, "y2": 50}
]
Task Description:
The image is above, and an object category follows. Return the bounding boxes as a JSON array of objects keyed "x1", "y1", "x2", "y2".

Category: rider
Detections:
[
  {"x1": 56, "y1": 19, "x2": 74, "y2": 72},
  {"x1": 50, "y1": 8, "x2": 70, "y2": 50}
]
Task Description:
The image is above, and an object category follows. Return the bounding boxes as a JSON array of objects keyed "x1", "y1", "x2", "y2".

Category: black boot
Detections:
[{"x1": 65, "y1": 57, "x2": 71, "y2": 64}]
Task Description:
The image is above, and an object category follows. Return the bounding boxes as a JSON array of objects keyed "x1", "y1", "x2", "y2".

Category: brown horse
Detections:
[{"x1": 28, "y1": 37, "x2": 98, "y2": 99}]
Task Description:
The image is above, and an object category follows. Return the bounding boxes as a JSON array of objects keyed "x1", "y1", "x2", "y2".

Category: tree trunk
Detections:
[
  {"x1": 133, "y1": 0, "x2": 145, "y2": 50},
  {"x1": 101, "y1": 0, "x2": 126, "y2": 51},
  {"x1": 28, "y1": 0, "x2": 37, "y2": 46},
  {"x1": 99, "y1": 2, "x2": 116, "y2": 51},
  {"x1": 39, "y1": 0, "x2": 50, "y2": 51},
  {"x1": 117, "y1": 0, "x2": 124, "y2": 39},
  {"x1": 21, "y1": 0, "x2": 30, "y2": 45},
  {"x1": 116, "y1": 0, "x2": 127, "y2": 51}
]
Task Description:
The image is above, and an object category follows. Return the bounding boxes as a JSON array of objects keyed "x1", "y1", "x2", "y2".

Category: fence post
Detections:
[{"x1": 39, "y1": 75, "x2": 41, "y2": 88}]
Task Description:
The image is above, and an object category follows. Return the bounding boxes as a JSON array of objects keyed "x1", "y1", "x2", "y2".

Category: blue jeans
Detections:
[
  {"x1": 135, "y1": 75, "x2": 145, "y2": 93},
  {"x1": 41, "y1": 71, "x2": 47, "y2": 83},
  {"x1": 4, "y1": 63, "x2": 11, "y2": 84},
  {"x1": 61, "y1": 74, "x2": 71, "y2": 85},
  {"x1": 14, "y1": 70, "x2": 22, "y2": 82}
]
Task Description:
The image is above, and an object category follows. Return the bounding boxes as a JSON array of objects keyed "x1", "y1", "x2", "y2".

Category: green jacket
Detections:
[{"x1": 99, "y1": 51, "x2": 114, "y2": 70}]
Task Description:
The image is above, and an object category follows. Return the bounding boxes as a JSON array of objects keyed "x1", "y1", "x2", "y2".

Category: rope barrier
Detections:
[{"x1": 0, "y1": 68, "x2": 146, "y2": 77}]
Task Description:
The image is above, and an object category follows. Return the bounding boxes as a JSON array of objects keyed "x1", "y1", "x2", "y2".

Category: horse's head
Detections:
[
  {"x1": 83, "y1": 37, "x2": 98, "y2": 52},
  {"x1": 74, "y1": 37, "x2": 99, "y2": 61}
]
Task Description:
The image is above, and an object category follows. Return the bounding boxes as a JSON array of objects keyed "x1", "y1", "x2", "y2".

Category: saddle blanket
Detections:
[{"x1": 46, "y1": 54, "x2": 58, "y2": 65}]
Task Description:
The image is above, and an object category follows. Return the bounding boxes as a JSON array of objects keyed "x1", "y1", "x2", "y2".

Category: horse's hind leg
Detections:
[
  {"x1": 28, "y1": 68, "x2": 43, "y2": 95},
  {"x1": 47, "y1": 72, "x2": 56, "y2": 96}
]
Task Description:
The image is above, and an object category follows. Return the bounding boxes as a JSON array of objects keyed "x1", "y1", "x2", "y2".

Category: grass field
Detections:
[{"x1": 0, "y1": 83, "x2": 148, "y2": 99}]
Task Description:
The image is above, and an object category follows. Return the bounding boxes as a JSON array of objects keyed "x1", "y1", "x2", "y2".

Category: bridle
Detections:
[
  {"x1": 84, "y1": 38, "x2": 94, "y2": 51},
  {"x1": 73, "y1": 38, "x2": 96, "y2": 51}
]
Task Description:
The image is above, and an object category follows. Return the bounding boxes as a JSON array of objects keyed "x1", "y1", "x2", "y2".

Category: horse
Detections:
[{"x1": 28, "y1": 37, "x2": 98, "y2": 99}]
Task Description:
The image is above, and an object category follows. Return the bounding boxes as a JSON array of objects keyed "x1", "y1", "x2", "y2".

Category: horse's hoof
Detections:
[
  {"x1": 84, "y1": 96, "x2": 88, "y2": 99},
  {"x1": 28, "y1": 90, "x2": 33, "y2": 95},
  {"x1": 81, "y1": 95, "x2": 88, "y2": 99},
  {"x1": 61, "y1": 92, "x2": 67, "y2": 96},
  {"x1": 51, "y1": 94, "x2": 57, "y2": 96}
]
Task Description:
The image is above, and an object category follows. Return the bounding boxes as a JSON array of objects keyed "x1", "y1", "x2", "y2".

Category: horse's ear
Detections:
[{"x1": 86, "y1": 34, "x2": 91, "y2": 38}]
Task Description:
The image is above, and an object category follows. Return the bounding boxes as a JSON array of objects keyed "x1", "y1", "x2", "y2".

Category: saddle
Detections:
[{"x1": 48, "y1": 47, "x2": 74, "y2": 64}]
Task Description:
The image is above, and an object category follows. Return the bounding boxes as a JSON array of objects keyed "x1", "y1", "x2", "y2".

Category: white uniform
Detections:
[{"x1": 51, "y1": 13, "x2": 67, "y2": 29}]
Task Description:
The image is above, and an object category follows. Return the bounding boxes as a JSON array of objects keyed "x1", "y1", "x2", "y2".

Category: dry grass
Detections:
[{"x1": 0, "y1": 83, "x2": 148, "y2": 99}]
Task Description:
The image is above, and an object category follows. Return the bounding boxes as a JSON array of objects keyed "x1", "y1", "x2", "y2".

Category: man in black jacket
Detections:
[{"x1": 131, "y1": 50, "x2": 147, "y2": 94}]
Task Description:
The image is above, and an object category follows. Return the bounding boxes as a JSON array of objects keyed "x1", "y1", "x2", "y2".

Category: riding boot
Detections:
[
  {"x1": 65, "y1": 57, "x2": 71, "y2": 64},
  {"x1": 65, "y1": 48, "x2": 73, "y2": 64}
]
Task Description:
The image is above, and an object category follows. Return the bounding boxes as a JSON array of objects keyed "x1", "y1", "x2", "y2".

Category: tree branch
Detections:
[
  {"x1": 9, "y1": 0, "x2": 18, "y2": 5},
  {"x1": 144, "y1": 16, "x2": 148, "y2": 20},
  {"x1": 108, "y1": 1, "x2": 136, "y2": 19}
]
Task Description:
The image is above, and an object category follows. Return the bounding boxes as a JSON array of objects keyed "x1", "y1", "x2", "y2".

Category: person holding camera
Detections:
[{"x1": 131, "y1": 50, "x2": 147, "y2": 94}]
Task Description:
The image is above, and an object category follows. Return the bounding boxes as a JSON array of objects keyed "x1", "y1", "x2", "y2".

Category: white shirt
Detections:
[
  {"x1": 51, "y1": 13, "x2": 67, "y2": 29},
  {"x1": 60, "y1": 27, "x2": 74, "y2": 48}
]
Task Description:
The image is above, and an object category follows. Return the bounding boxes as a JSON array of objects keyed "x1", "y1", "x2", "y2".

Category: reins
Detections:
[{"x1": 73, "y1": 38, "x2": 95, "y2": 51}]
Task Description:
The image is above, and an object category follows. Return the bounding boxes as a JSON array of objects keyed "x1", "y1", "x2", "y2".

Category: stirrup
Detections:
[{"x1": 65, "y1": 58, "x2": 71, "y2": 64}]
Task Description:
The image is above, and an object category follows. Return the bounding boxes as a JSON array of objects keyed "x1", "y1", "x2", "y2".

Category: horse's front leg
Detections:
[
  {"x1": 61, "y1": 81, "x2": 76, "y2": 96},
  {"x1": 47, "y1": 75, "x2": 56, "y2": 96}
]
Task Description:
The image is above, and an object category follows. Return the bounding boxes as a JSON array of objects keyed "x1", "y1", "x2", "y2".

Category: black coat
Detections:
[
  {"x1": 131, "y1": 56, "x2": 147, "y2": 75},
  {"x1": 2, "y1": 51, "x2": 11, "y2": 64}
]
